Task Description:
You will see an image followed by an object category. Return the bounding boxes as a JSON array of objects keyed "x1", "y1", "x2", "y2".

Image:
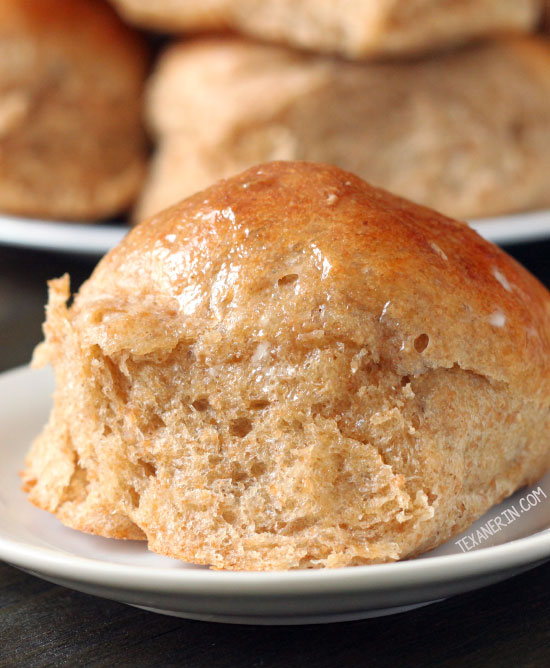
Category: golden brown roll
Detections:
[
  {"x1": 0, "y1": 0, "x2": 148, "y2": 221},
  {"x1": 23, "y1": 162, "x2": 550, "y2": 570},
  {"x1": 109, "y1": 0, "x2": 540, "y2": 59},
  {"x1": 136, "y1": 36, "x2": 550, "y2": 223}
]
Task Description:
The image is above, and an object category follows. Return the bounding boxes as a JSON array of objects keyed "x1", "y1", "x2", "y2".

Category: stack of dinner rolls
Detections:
[
  {"x1": 135, "y1": 35, "x2": 550, "y2": 222},
  {"x1": 1, "y1": 0, "x2": 549, "y2": 222},
  {"x1": 110, "y1": 0, "x2": 550, "y2": 222}
]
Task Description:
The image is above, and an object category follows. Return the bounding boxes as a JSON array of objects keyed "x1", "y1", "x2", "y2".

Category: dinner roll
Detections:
[
  {"x1": 0, "y1": 0, "x2": 147, "y2": 221},
  {"x1": 136, "y1": 36, "x2": 550, "y2": 222},
  {"x1": 109, "y1": 0, "x2": 540, "y2": 59},
  {"x1": 23, "y1": 162, "x2": 550, "y2": 570}
]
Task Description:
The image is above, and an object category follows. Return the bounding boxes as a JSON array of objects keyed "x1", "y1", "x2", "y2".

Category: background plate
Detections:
[
  {"x1": 0, "y1": 210, "x2": 550, "y2": 256},
  {"x1": 0, "y1": 365, "x2": 549, "y2": 625}
]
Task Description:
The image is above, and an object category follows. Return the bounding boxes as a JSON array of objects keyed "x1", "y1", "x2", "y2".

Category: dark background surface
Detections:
[{"x1": 1, "y1": 240, "x2": 549, "y2": 667}]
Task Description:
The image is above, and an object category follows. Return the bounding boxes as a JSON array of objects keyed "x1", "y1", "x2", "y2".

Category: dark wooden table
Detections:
[{"x1": 1, "y1": 241, "x2": 550, "y2": 668}]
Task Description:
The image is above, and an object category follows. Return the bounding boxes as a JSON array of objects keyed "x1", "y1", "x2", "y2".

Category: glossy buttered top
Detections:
[{"x1": 76, "y1": 161, "x2": 550, "y2": 400}]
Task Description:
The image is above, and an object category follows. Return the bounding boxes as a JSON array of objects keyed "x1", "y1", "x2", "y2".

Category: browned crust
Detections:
[{"x1": 109, "y1": 161, "x2": 550, "y2": 399}]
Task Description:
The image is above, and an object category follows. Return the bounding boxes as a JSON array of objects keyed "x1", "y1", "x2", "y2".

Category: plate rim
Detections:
[
  {"x1": 1, "y1": 523, "x2": 549, "y2": 597},
  {"x1": 0, "y1": 364, "x2": 549, "y2": 599},
  {"x1": 0, "y1": 216, "x2": 127, "y2": 256}
]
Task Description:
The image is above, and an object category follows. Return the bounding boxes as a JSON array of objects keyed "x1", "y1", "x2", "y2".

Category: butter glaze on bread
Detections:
[
  {"x1": 0, "y1": 0, "x2": 147, "y2": 220},
  {"x1": 23, "y1": 162, "x2": 550, "y2": 570},
  {"x1": 137, "y1": 36, "x2": 550, "y2": 222},
  {"x1": 109, "y1": 0, "x2": 539, "y2": 59}
]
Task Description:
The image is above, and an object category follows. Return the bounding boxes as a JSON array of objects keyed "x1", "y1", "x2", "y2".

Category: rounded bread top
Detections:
[{"x1": 76, "y1": 161, "x2": 550, "y2": 400}]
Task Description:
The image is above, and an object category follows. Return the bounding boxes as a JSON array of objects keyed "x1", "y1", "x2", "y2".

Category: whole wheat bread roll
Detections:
[
  {"x1": 0, "y1": 0, "x2": 148, "y2": 221},
  {"x1": 23, "y1": 162, "x2": 550, "y2": 570},
  {"x1": 109, "y1": 0, "x2": 539, "y2": 59},
  {"x1": 137, "y1": 36, "x2": 550, "y2": 223}
]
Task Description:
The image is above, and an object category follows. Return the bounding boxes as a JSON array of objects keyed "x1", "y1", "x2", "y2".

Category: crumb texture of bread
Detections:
[
  {"x1": 136, "y1": 36, "x2": 550, "y2": 222},
  {"x1": 0, "y1": 0, "x2": 148, "y2": 220},
  {"x1": 23, "y1": 162, "x2": 550, "y2": 570},
  {"x1": 109, "y1": 0, "x2": 540, "y2": 59}
]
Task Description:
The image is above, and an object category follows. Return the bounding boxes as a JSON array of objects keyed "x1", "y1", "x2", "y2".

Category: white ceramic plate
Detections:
[
  {"x1": 1, "y1": 365, "x2": 549, "y2": 625},
  {"x1": 1, "y1": 210, "x2": 550, "y2": 256},
  {"x1": 0, "y1": 216, "x2": 127, "y2": 256}
]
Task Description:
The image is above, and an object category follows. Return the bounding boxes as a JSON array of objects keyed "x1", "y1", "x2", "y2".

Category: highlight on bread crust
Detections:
[
  {"x1": 109, "y1": 0, "x2": 540, "y2": 59},
  {"x1": 0, "y1": 0, "x2": 148, "y2": 221},
  {"x1": 23, "y1": 162, "x2": 550, "y2": 570},
  {"x1": 136, "y1": 36, "x2": 550, "y2": 223}
]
